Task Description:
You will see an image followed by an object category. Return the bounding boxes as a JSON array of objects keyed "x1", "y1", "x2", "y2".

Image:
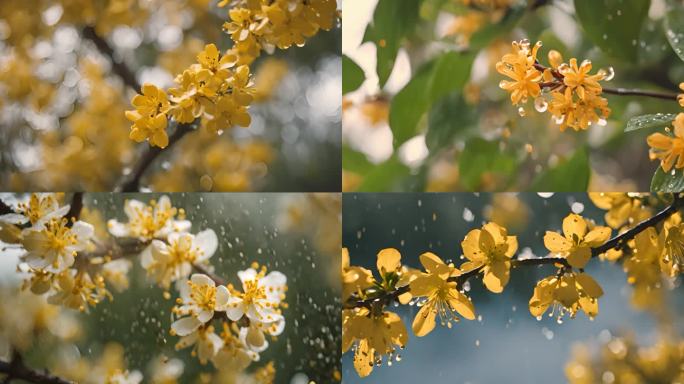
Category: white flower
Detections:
[
  {"x1": 21, "y1": 219, "x2": 94, "y2": 273},
  {"x1": 17, "y1": 193, "x2": 70, "y2": 228},
  {"x1": 170, "y1": 274, "x2": 230, "y2": 337},
  {"x1": 102, "y1": 259, "x2": 133, "y2": 292},
  {"x1": 149, "y1": 356, "x2": 184, "y2": 384},
  {"x1": 223, "y1": 267, "x2": 286, "y2": 325},
  {"x1": 0, "y1": 213, "x2": 26, "y2": 243},
  {"x1": 107, "y1": 196, "x2": 190, "y2": 241},
  {"x1": 108, "y1": 371, "x2": 143, "y2": 384},
  {"x1": 175, "y1": 326, "x2": 224, "y2": 365},
  {"x1": 212, "y1": 325, "x2": 260, "y2": 372},
  {"x1": 141, "y1": 229, "x2": 218, "y2": 289}
]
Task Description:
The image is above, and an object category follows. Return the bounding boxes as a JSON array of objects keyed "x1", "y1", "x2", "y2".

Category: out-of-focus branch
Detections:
[
  {"x1": 602, "y1": 87, "x2": 679, "y2": 101},
  {"x1": 0, "y1": 351, "x2": 71, "y2": 384},
  {"x1": 115, "y1": 120, "x2": 197, "y2": 192},
  {"x1": 64, "y1": 192, "x2": 83, "y2": 227},
  {"x1": 81, "y1": 26, "x2": 141, "y2": 93}
]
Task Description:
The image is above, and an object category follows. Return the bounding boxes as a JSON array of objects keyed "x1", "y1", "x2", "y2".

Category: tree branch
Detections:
[
  {"x1": 115, "y1": 120, "x2": 197, "y2": 192},
  {"x1": 344, "y1": 195, "x2": 684, "y2": 310},
  {"x1": 64, "y1": 192, "x2": 83, "y2": 226},
  {"x1": 192, "y1": 263, "x2": 226, "y2": 286},
  {"x1": 0, "y1": 351, "x2": 71, "y2": 384},
  {"x1": 602, "y1": 87, "x2": 679, "y2": 101},
  {"x1": 81, "y1": 26, "x2": 141, "y2": 93}
]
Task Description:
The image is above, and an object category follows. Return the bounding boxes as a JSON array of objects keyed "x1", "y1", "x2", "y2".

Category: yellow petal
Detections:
[
  {"x1": 563, "y1": 214, "x2": 587, "y2": 240},
  {"x1": 342, "y1": 248, "x2": 349, "y2": 270},
  {"x1": 419, "y1": 252, "x2": 446, "y2": 274},
  {"x1": 583, "y1": 226, "x2": 611, "y2": 247},
  {"x1": 575, "y1": 273, "x2": 603, "y2": 298},
  {"x1": 353, "y1": 339, "x2": 374, "y2": 378},
  {"x1": 505, "y1": 235, "x2": 518, "y2": 257},
  {"x1": 578, "y1": 296, "x2": 598, "y2": 318},
  {"x1": 412, "y1": 302, "x2": 436, "y2": 337},
  {"x1": 447, "y1": 289, "x2": 476, "y2": 320},
  {"x1": 554, "y1": 276, "x2": 579, "y2": 307},
  {"x1": 566, "y1": 246, "x2": 591, "y2": 268},
  {"x1": 376, "y1": 248, "x2": 401, "y2": 275},
  {"x1": 482, "y1": 261, "x2": 510, "y2": 293},
  {"x1": 409, "y1": 274, "x2": 440, "y2": 297},
  {"x1": 543, "y1": 231, "x2": 572, "y2": 253},
  {"x1": 461, "y1": 229, "x2": 486, "y2": 262}
]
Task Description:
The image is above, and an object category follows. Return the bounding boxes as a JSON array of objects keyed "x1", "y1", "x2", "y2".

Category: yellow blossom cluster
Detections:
[
  {"x1": 126, "y1": 44, "x2": 254, "y2": 148},
  {"x1": 497, "y1": 40, "x2": 611, "y2": 131},
  {"x1": 220, "y1": 0, "x2": 338, "y2": 65},
  {"x1": 52, "y1": 342, "x2": 143, "y2": 384},
  {"x1": 566, "y1": 334, "x2": 684, "y2": 384},
  {"x1": 59, "y1": 0, "x2": 149, "y2": 35}
]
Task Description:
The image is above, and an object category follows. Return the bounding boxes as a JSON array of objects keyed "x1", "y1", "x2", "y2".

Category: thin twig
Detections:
[
  {"x1": 0, "y1": 351, "x2": 71, "y2": 384},
  {"x1": 115, "y1": 121, "x2": 197, "y2": 192},
  {"x1": 64, "y1": 192, "x2": 83, "y2": 227},
  {"x1": 603, "y1": 87, "x2": 679, "y2": 101},
  {"x1": 192, "y1": 263, "x2": 226, "y2": 286},
  {"x1": 344, "y1": 195, "x2": 684, "y2": 310},
  {"x1": 81, "y1": 26, "x2": 141, "y2": 93}
]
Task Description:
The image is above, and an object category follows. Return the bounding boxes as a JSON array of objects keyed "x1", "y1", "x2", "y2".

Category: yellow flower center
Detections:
[
  {"x1": 44, "y1": 219, "x2": 77, "y2": 252},
  {"x1": 189, "y1": 281, "x2": 216, "y2": 312},
  {"x1": 241, "y1": 279, "x2": 266, "y2": 306},
  {"x1": 167, "y1": 239, "x2": 199, "y2": 267}
]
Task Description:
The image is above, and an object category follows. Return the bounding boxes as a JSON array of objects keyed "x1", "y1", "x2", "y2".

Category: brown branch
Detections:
[
  {"x1": 81, "y1": 26, "x2": 141, "y2": 93},
  {"x1": 192, "y1": 263, "x2": 226, "y2": 286},
  {"x1": 0, "y1": 351, "x2": 71, "y2": 384},
  {"x1": 115, "y1": 120, "x2": 197, "y2": 192},
  {"x1": 344, "y1": 194, "x2": 684, "y2": 310},
  {"x1": 602, "y1": 87, "x2": 679, "y2": 101},
  {"x1": 0, "y1": 198, "x2": 13, "y2": 215},
  {"x1": 64, "y1": 193, "x2": 83, "y2": 227}
]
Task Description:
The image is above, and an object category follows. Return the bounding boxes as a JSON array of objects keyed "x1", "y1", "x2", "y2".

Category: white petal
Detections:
[
  {"x1": 156, "y1": 195, "x2": 171, "y2": 211},
  {"x1": 261, "y1": 271, "x2": 286, "y2": 287},
  {"x1": 197, "y1": 309, "x2": 213, "y2": 323},
  {"x1": 171, "y1": 317, "x2": 201, "y2": 336},
  {"x1": 71, "y1": 221, "x2": 94, "y2": 242},
  {"x1": 124, "y1": 199, "x2": 144, "y2": 219},
  {"x1": 191, "y1": 273, "x2": 215, "y2": 287},
  {"x1": 0, "y1": 214, "x2": 28, "y2": 225},
  {"x1": 195, "y1": 229, "x2": 218, "y2": 261},
  {"x1": 225, "y1": 299, "x2": 244, "y2": 321},
  {"x1": 237, "y1": 268, "x2": 257, "y2": 285},
  {"x1": 140, "y1": 244, "x2": 156, "y2": 268},
  {"x1": 215, "y1": 285, "x2": 230, "y2": 310},
  {"x1": 239, "y1": 326, "x2": 269, "y2": 352},
  {"x1": 172, "y1": 220, "x2": 192, "y2": 233},
  {"x1": 107, "y1": 220, "x2": 129, "y2": 237}
]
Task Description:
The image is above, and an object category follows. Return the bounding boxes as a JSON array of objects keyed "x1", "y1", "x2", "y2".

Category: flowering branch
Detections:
[
  {"x1": 81, "y1": 26, "x2": 141, "y2": 93},
  {"x1": 0, "y1": 350, "x2": 71, "y2": 384},
  {"x1": 344, "y1": 194, "x2": 684, "y2": 310},
  {"x1": 114, "y1": 120, "x2": 197, "y2": 192}
]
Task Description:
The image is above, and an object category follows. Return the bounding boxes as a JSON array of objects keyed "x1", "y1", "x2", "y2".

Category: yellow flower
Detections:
[
  {"x1": 559, "y1": 58, "x2": 605, "y2": 100},
  {"x1": 21, "y1": 218, "x2": 94, "y2": 273},
  {"x1": 496, "y1": 40, "x2": 543, "y2": 105},
  {"x1": 647, "y1": 113, "x2": 684, "y2": 173},
  {"x1": 461, "y1": 222, "x2": 518, "y2": 293},
  {"x1": 125, "y1": 83, "x2": 171, "y2": 148},
  {"x1": 529, "y1": 272, "x2": 603, "y2": 320},
  {"x1": 661, "y1": 221, "x2": 684, "y2": 276},
  {"x1": 343, "y1": 307, "x2": 408, "y2": 378},
  {"x1": 409, "y1": 252, "x2": 474, "y2": 336},
  {"x1": 48, "y1": 270, "x2": 110, "y2": 311},
  {"x1": 107, "y1": 195, "x2": 190, "y2": 242},
  {"x1": 548, "y1": 88, "x2": 610, "y2": 131},
  {"x1": 543, "y1": 213, "x2": 611, "y2": 268},
  {"x1": 588, "y1": 192, "x2": 651, "y2": 230}
]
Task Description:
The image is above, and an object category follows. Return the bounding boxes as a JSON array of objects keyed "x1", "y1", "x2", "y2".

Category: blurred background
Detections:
[
  {"x1": 0, "y1": 193, "x2": 341, "y2": 383},
  {"x1": 342, "y1": 193, "x2": 684, "y2": 383},
  {"x1": 0, "y1": 1, "x2": 341, "y2": 191},
  {"x1": 342, "y1": 0, "x2": 683, "y2": 192}
]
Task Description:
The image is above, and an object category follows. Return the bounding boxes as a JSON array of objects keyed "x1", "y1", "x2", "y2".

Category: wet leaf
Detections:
[
  {"x1": 625, "y1": 113, "x2": 676, "y2": 132},
  {"x1": 651, "y1": 166, "x2": 684, "y2": 192},
  {"x1": 342, "y1": 56, "x2": 365, "y2": 94}
]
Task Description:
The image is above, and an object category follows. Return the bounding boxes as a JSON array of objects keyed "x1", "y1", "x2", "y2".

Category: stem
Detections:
[
  {"x1": 81, "y1": 26, "x2": 141, "y2": 93},
  {"x1": 65, "y1": 192, "x2": 83, "y2": 226},
  {"x1": 115, "y1": 120, "x2": 197, "y2": 192},
  {"x1": 344, "y1": 195, "x2": 684, "y2": 310},
  {"x1": 0, "y1": 351, "x2": 71, "y2": 384},
  {"x1": 602, "y1": 87, "x2": 679, "y2": 101}
]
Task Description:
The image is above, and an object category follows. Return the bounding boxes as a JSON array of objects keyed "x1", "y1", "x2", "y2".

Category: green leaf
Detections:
[
  {"x1": 469, "y1": 6, "x2": 525, "y2": 49},
  {"x1": 342, "y1": 56, "x2": 365, "y2": 94},
  {"x1": 426, "y1": 92, "x2": 474, "y2": 152},
  {"x1": 625, "y1": 113, "x2": 677, "y2": 132},
  {"x1": 389, "y1": 51, "x2": 475, "y2": 146},
  {"x1": 342, "y1": 146, "x2": 372, "y2": 175},
  {"x1": 574, "y1": 0, "x2": 650, "y2": 61},
  {"x1": 531, "y1": 147, "x2": 590, "y2": 191},
  {"x1": 651, "y1": 166, "x2": 684, "y2": 192},
  {"x1": 665, "y1": 7, "x2": 684, "y2": 62},
  {"x1": 363, "y1": 0, "x2": 422, "y2": 88},
  {"x1": 458, "y1": 138, "x2": 518, "y2": 191},
  {"x1": 357, "y1": 156, "x2": 411, "y2": 192}
]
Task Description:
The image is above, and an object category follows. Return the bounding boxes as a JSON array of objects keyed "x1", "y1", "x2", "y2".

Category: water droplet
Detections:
[
  {"x1": 518, "y1": 107, "x2": 527, "y2": 117},
  {"x1": 534, "y1": 98, "x2": 548, "y2": 112}
]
